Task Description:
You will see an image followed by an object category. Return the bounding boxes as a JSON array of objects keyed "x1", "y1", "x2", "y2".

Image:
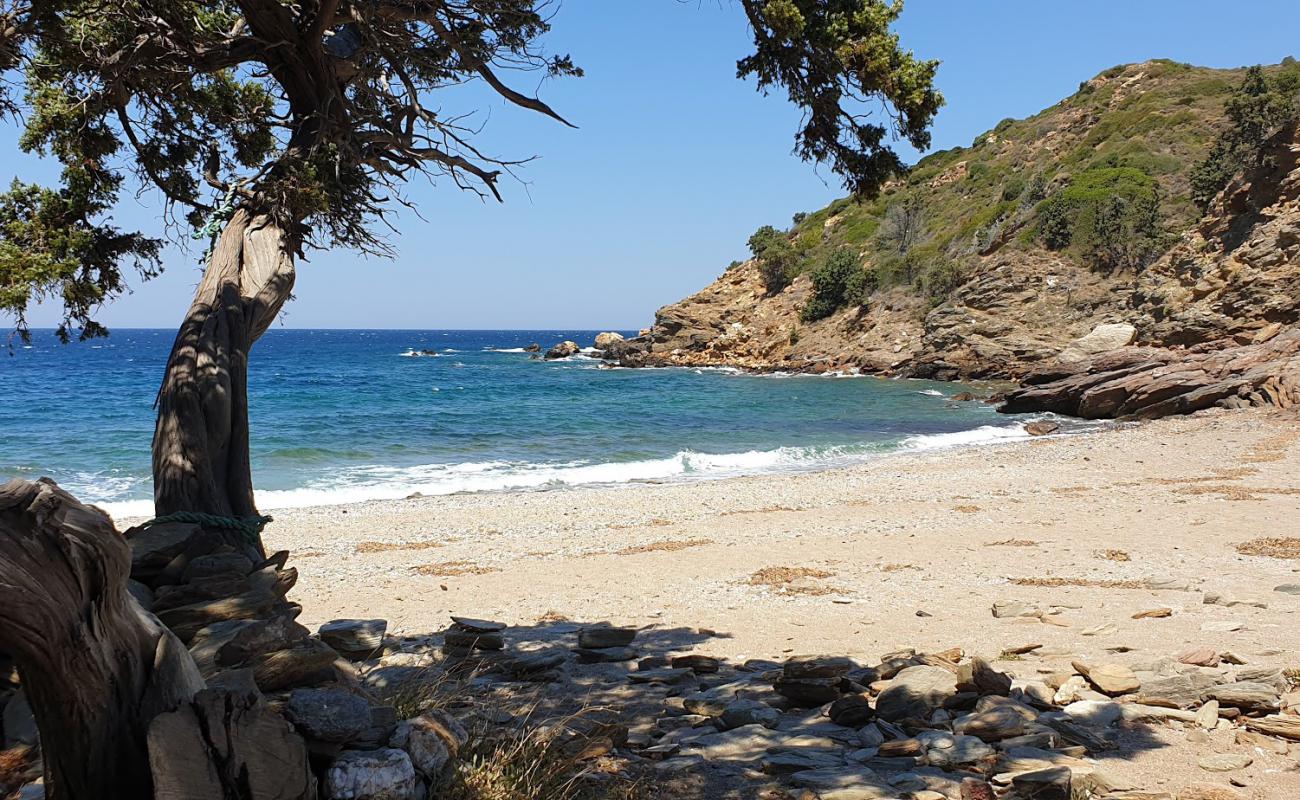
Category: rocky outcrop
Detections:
[
  {"x1": 999, "y1": 329, "x2": 1300, "y2": 419},
  {"x1": 593, "y1": 331, "x2": 625, "y2": 350},
  {"x1": 544, "y1": 340, "x2": 580, "y2": 360}
]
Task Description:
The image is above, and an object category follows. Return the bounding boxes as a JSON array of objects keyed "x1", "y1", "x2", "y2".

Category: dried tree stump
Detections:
[{"x1": 0, "y1": 478, "x2": 204, "y2": 800}]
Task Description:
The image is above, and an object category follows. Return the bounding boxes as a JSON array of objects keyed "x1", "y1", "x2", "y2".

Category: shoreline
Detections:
[{"x1": 109, "y1": 407, "x2": 1093, "y2": 523}]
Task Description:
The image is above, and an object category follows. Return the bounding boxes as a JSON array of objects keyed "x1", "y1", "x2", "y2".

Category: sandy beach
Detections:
[{"x1": 231, "y1": 407, "x2": 1300, "y2": 797}]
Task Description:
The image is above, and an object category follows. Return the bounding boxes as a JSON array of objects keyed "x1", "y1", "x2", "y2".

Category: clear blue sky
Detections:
[{"x1": 10, "y1": 0, "x2": 1300, "y2": 331}]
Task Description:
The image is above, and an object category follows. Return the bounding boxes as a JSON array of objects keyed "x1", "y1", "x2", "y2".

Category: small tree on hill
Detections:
[{"x1": 1191, "y1": 65, "x2": 1297, "y2": 209}]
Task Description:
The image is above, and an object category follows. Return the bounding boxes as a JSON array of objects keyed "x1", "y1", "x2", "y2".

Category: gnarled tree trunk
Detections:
[
  {"x1": 0, "y1": 479, "x2": 205, "y2": 800},
  {"x1": 152, "y1": 208, "x2": 296, "y2": 553}
]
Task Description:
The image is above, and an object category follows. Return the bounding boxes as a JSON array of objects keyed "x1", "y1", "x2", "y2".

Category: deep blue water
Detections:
[{"x1": 1, "y1": 329, "x2": 1041, "y2": 516}]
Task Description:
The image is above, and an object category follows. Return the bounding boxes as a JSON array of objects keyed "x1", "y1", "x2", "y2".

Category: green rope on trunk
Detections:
[{"x1": 136, "y1": 511, "x2": 272, "y2": 543}]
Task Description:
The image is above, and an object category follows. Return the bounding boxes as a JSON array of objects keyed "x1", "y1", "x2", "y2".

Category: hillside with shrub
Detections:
[{"x1": 616, "y1": 59, "x2": 1300, "y2": 379}]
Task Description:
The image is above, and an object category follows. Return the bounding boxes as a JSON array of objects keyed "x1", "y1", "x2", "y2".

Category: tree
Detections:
[
  {"x1": 881, "y1": 194, "x2": 925, "y2": 255},
  {"x1": 1190, "y1": 65, "x2": 1296, "y2": 209},
  {"x1": 800, "y1": 247, "x2": 866, "y2": 321},
  {"x1": 748, "y1": 224, "x2": 799, "y2": 293},
  {"x1": 1036, "y1": 166, "x2": 1166, "y2": 271},
  {"x1": 0, "y1": 1, "x2": 941, "y2": 544}
]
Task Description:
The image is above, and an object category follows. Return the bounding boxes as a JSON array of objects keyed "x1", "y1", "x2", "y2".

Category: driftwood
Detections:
[
  {"x1": 0, "y1": 478, "x2": 204, "y2": 799},
  {"x1": 0, "y1": 479, "x2": 316, "y2": 800}
]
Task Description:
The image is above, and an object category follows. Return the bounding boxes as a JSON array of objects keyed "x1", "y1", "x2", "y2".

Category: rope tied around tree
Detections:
[{"x1": 135, "y1": 510, "x2": 273, "y2": 543}]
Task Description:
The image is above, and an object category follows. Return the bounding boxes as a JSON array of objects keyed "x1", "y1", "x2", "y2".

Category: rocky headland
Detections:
[{"x1": 607, "y1": 62, "x2": 1300, "y2": 422}]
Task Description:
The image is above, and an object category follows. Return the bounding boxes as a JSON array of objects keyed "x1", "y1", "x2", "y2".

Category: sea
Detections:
[{"x1": 0, "y1": 329, "x2": 1069, "y2": 519}]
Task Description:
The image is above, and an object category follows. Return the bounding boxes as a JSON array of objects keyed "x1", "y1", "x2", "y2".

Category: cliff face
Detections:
[
  {"x1": 616, "y1": 61, "x2": 1300, "y2": 386},
  {"x1": 996, "y1": 121, "x2": 1300, "y2": 418}
]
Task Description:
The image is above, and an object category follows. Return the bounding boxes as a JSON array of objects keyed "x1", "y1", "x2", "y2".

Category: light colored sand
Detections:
[{"x1": 263, "y1": 408, "x2": 1300, "y2": 798}]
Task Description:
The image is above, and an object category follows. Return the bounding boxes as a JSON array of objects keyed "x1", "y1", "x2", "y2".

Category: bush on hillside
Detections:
[
  {"x1": 747, "y1": 225, "x2": 798, "y2": 293},
  {"x1": 800, "y1": 248, "x2": 869, "y2": 322},
  {"x1": 1191, "y1": 65, "x2": 1297, "y2": 209},
  {"x1": 1036, "y1": 167, "x2": 1166, "y2": 270}
]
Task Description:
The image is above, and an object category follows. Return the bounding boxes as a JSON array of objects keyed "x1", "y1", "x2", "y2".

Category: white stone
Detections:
[
  {"x1": 325, "y1": 749, "x2": 419, "y2": 800},
  {"x1": 1057, "y1": 323, "x2": 1137, "y2": 363}
]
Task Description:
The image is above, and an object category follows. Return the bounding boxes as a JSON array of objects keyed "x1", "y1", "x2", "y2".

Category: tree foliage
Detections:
[
  {"x1": 0, "y1": 0, "x2": 942, "y2": 341},
  {"x1": 1190, "y1": 65, "x2": 1297, "y2": 209},
  {"x1": 748, "y1": 224, "x2": 798, "y2": 293},
  {"x1": 800, "y1": 247, "x2": 868, "y2": 321},
  {"x1": 739, "y1": 0, "x2": 942, "y2": 197},
  {"x1": 1036, "y1": 167, "x2": 1166, "y2": 271}
]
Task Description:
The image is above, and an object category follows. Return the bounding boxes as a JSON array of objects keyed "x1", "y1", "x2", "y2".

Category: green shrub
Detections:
[
  {"x1": 748, "y1": 225, "x2": 799, "y2": 293},
  {"x1": 792, "y1": 211, "x2": 808, "y2": 226},
  {"x1": 800, "y1": 248, "x2": 865, "y2": 322},
  {"x1": 1001, "y1": 176, "x2": 1026, "y2": 202},
  {"x1": 1191, "y1": 65, "x2": 1297, "y2": 208},
  {"x1": 1036, "y1": 167, "x2": 1166, "y2": 270}
]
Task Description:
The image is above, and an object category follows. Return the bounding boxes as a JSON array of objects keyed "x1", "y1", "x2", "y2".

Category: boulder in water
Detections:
[
  {"x1": 544, "y1": 341, "x2": 580, "y2": 360},
  {"x1": 594, "y1": 331, "x2": 625, "y2": 349}
]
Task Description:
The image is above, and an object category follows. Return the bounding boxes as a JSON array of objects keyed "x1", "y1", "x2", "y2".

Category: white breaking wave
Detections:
[
  {"x1": 94, "y1": 420, "x2": 1082, "y2": 520},
  {"x1": 486, "y1": 347, "x2": 529, "y2": 353},
  {"x1": 915, "y1": 389, "x2": 945, "y2": 397}
]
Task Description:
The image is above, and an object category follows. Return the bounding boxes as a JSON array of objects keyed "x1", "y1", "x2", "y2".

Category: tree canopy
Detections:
[{"x1": 0, "y1": 0, "x2": 941, "y2": 340}]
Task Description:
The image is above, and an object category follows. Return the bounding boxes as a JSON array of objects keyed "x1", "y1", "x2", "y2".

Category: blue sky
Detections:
[{"x1": 10, "y1": 0, "x2": 1300, "y2": 330}]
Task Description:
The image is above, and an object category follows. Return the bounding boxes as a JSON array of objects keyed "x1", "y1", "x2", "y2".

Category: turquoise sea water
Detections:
[{"x1": 1, "y1": 329, "x2": 1057, "y2": 517}]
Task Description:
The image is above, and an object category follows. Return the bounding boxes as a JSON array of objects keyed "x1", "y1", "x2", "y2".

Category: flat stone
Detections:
[
  {"x1": 1135, "y1": 672, "x2": 1220, "y2": 709},
  {"x1": 1199, "y1": 621, "x2": 1244, "y2": 633},
  {"x1": 287, "y1": 688, "x2": 372, "y2": 743},
  {"x1": 1204, "y1": 682, "x2": 1281, "y2": 713},
  {"x1": 320, "y1": 619, "x2": 388, "y2": 657},
  {"x1": 449, "y1": 616, "x2": 505, "y2": 632},
  {"x1": 952, "y1": 707, "x2": 1026, "y2": 741},
  {"x1": 671, "y1": 654, "x2": 720, "y2": 673},
  {"x1": 1202, "y1": 592, "x2": 1267, "y2": 609},
  {"x1": 917, "y1": 730, "x2": 994, "y2": 768},
  {"x1": 876, "y1": 665, "x2": 959, "y2": 721},
  {"x1": 992, "y1": 600, "x2": 1042, "y2": 618},
  {"x1": 1197, "y1": 753, "x2": 1253, "y2": 772},
  {"x1": 1061, "y1": 700, "x2": 1123, "y2": 727},
  {"x1": 1077, "y1": 662, "x2": 1141, "y2": 696},
  {"x1": 324, "y1": 748, "x2": 419, "y2": 800},
  {"x1": 1012, "y1": 766, "x2": 1072, "y2": 800},
  {"x1": 575, "y1": 646, "x2": 637, "y2": 663},
  {"x1": 760, "y1": 747, "x2": 845, "y2": 774},
  {"x1": 1195, "y1": 699, "x2": 1220, "y2": 730},
  {"x1": 718, "y1": 699, "x2": 780, "y2": 730},
  {"x1": 828, "y1": 694, "x2": 876, "y2": 727},
  {"x1": 787, "y1": 767, "x2": 897, "y2": 799},
  {"x1": 1177, "y1": 647, "x2": 1221, "y2": 667},
  {"x1": 784, "y1": 655, "x2": 857, "y2": 679},
  {"x1": 1274, "y1": 583, "x2": 1300, "y2": 595},
  {"x1": 628, "y1": 667, "x2": 693, "y2": 684},
  {"x1": 775, "y1": 677, "x2": 842, "y2": 707},
  {"x1": 498, "y1": 650, "x2": 566, "y2": 676},
  {"x1": 443, "y1": 629, "x2": 503, "y2": 651},
  {"x1": 577, "y1": 626, "x2": 637, "y2": 648}
]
